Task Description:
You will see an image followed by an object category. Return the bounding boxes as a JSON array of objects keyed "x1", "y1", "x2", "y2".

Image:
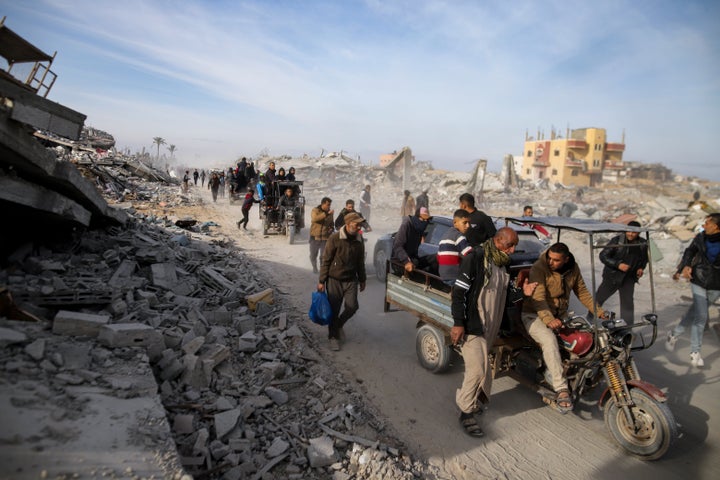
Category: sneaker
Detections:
[
  {"x1": 329, "y1": 338, "x2": 340, "y2": 351},
  {"x1": 665, "y1": 331, "x2": 678, "y2": 352},
  {"x1": 690, "y1": 352, "x2": 704, "y2": 367}
]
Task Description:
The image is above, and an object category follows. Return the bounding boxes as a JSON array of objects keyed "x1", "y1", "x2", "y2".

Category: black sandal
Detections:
[{"x1": 459, "y1": 412, "x2": 484, "y2": 437}]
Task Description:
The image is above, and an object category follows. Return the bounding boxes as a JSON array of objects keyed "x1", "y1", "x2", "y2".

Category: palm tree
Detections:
[
  {"x1": 167, "y1": 144, "x2": 177, "y2": 160},
  {"x1": 152, "y1": 137, "x2": 166, "y2": 162}
]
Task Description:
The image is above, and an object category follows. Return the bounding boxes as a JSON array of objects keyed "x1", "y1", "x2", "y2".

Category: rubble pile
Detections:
[{"x1": 0, "y1": 203, "x2": 433, "y2": 479}]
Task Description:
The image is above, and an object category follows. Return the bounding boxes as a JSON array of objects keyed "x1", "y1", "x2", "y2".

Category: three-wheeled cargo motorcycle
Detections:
[
  {"x1": 259, "y1": 180, "x2": 305, "y2": 243},
  {"x1": 383, "y1": 216, "x2": 677, "y2": 460}
]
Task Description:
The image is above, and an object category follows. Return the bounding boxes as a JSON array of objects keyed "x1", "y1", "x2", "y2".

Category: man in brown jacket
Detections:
[
  {"x1": 309, "y1": 197, "x2": 334, "y2": 273},
  {"x1": 521, "y1": 242, "x2": 604, "y2": 413},
  {"x1": 317, "y1": 212, "x2": 367, "y2": 351}
]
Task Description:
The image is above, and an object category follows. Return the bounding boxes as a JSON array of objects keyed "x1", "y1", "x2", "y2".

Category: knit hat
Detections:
[{"x1": 344, "y1": 212, "x2": 363, "y2": 225}]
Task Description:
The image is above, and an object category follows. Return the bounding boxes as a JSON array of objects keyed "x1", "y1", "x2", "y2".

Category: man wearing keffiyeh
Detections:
[{"x1": 450, "y1": 227, "x2": 537, "y2": 437}]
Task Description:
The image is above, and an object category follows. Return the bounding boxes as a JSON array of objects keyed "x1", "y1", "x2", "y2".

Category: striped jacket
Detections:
[{"x1": 438, "y1": 227, "x2": 472, "y2": 283}]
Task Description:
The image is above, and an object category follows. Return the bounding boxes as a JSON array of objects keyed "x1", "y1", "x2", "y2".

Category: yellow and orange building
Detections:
[{"x1": 520, "y1": 127, "x2": 625, "y2": 186}]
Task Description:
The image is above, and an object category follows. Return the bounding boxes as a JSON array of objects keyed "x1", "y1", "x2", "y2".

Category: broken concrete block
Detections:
[
  {"x1": 180, "y1": 355, "x2": 213, "y2": 390},
  {"x1": 193, "y1": 427, "x2": 210, "y2": 454},
  {"x1": 264, "y1": 386, "x2": 289, "y2": 405},
  {"x1": 246, "y1": 288, "x2": 273, "y2": 312},
  {"x1": 182, "y1": 336, "x2": 205, "y2": 355},
  {"x1": 200, "y1": 344, "x2": 230, "y2": 369},
  {"x1": 307, "y1": 435, "x2": 336, "y2": 468},
  {"x1": 24, "y1": 338, "x2": 45, "y2": 360},
  {"x1": 255, "y1": 302, "x2": 273, "y2": 316},
  {"x1": 209, "y1": 439, "x2": 231, "y2": 460},
  {"x1": 214, "y1": 408, "x2": 242, "y2": 439},
  {"x1": 151, "y1": 262, "x2": 178, "y2": 289},
  {"x1": 97, "y1": 323, "x2": 162, "y2": 348},
  {"x1": 267, "y1": 437, "x2": 289, "y2": 457},
  {"x1": 52, "y1": 310, "x2": 110, "y2": 337},
  {"x1": 0, "y1": 327, "x2": 27, "y2": 347},
  {"x1": 174, "y1": 414, "x2": 195, "y2": 435}
]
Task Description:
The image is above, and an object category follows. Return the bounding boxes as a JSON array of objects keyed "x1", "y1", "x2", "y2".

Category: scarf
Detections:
[{"x1": 481, "y1": 238, "x2": 511, "y2": 288}]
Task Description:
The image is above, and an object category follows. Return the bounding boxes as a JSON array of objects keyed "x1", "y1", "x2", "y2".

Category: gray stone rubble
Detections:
[{"x1": 0, "y1": 179, "x2": 433, "y2": 479}]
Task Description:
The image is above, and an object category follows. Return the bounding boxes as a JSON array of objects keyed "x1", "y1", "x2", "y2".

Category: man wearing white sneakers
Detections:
[{"x1": 666, "y1": 213, "x2": 720, "y2": 367}]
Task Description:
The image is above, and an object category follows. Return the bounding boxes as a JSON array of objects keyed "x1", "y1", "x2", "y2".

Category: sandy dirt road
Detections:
[{"x1": 180, "y1": 187, "x2": 719, "y2": 480}]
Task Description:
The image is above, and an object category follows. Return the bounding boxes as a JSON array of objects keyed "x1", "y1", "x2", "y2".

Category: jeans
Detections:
[
  {"x1": 309, "y1": 237, "x2": 327, "y2": 270},
  {"x1": 673, "y1": 282, "x2": 720, "y2": 353}
]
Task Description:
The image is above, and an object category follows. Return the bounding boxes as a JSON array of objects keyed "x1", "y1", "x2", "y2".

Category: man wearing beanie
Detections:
[
  {"x1": 594, "y1": 220, "x2": 648, "y2": 325},
  {"x1": 317, "y1": 212, "x2": 367, "y2": 351}
]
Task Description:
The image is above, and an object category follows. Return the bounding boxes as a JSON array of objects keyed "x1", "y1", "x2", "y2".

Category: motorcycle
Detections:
[
  {"x1": 387, "y1": 216, "x2": 678, "y2": 461},
  {"x1": 493, "y1": 305, "x2": 677, "y2": 460}
]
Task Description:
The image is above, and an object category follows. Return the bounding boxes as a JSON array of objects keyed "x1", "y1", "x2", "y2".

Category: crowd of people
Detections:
[{"x1": 185, "y1": 164, "x2": 718, "y2": 440}]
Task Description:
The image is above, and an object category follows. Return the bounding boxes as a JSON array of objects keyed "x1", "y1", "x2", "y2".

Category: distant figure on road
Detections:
[
  {"x1": 415, "y1": 188, "x2": 429, "y2": 215},
  {"x1": 182, "y1": 171, "x2": 190, "y2": 193},
  {"x1": 400, "y1": 190, "x2": 416, "y2": 217},
  {"x1": 200, "y1": 170, "x2": 206, "y2": 187},
  {"x1": 193, "y1": 169, "x2": 199, "y2": 186},
  {"x1": 208, "y1": 172, "x2": 221, "y2": 202},
  {"x1": 309, "y1": 197, "x2": 335, "y2": 274},
  {"x1": 238, "y1": 187, "x2": 259, "y2": 230},
  {"x1": 359, "y1": 185, "x2": 371, "y2": 223}
]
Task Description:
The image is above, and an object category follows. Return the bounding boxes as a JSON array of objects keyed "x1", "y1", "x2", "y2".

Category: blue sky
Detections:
[{"x1": 2, "y1": 0, "x2": 719, "y2": 180}]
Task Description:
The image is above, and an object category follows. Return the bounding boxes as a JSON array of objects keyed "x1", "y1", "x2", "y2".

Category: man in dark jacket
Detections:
[
  {"x1": 666, "y1": 213, "x2": 720, "y2": 367},
  {"x1": 450, "y1": 227, "x2": 535, "y2": 437},
  {"x1": 318, "y1": 212, "x2": 367, "y2": 351},
  {"x1": 334, "y1": 199, "x2": 371, "y2": 232},
  {"x1": 459, "y1": 193, "x2": 497, "y2": 247},
  {"x1": 594, "y1": 221, "x2": 648, "y2": 325},
  {"x1": 391, "y1": 207, "x2": 432, "y2": 274}
]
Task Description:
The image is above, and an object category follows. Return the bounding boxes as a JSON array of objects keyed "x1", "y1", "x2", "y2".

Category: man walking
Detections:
[
  {"x1": 318, "y1": 212, "x2": 367, "y2": 351},
  {"x1": 310, "y1": 197, "x2": 334, "y2": 274},
  {"x1": 666, "y1": 213, "x2": 720, "y2": 367},
  {"x1": 594, "y1": 221, "x2": 648, "y2": 325},
  {"x1": 359, "y1": 185, "x2": 372, "y2": 223},
  {"x1": 451, "y1": 227, "x2": 535, "y2": 436}
]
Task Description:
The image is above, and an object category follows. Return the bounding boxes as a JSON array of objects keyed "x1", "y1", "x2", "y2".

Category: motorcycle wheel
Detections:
[
  {"x1": 415, "y1": 324, "x2": 452, "y2": 373},
  {"x1": 288, "y1": 225, "x2": 295, "y2": 244},
  {"x1": 604, "y1": 389, "x2": 677, "y2": 461}
]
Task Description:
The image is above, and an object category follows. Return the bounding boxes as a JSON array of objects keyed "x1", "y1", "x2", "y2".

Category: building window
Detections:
[
  {"x1": 552, "y1": 169, "x2": 558, "y2": 176},
  {"x1": 527, "y1": 150, "x2": 532, "y2": 157},
  {"x1": 526, "y1": 169, "x2": 530, "y2": 175},
  {"x1": 593, "y1": 159, "x2": 600, "y2": 167},
  {"x1": 571, "y1": 170, "x2": 578, "y2": 176},
  {"x1": 554, "y1": 150, "x2": 559, "y2": 156}
]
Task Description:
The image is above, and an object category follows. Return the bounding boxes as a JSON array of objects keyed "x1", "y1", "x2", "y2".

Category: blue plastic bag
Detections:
[{"x1": 309, "y1": 291, "x2": 333, "y2": 326}]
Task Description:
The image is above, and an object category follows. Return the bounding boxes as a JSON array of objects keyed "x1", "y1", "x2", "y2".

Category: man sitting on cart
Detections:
[{"x1": 279, "y1": 187, "x2": 298, "y2": 215}]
